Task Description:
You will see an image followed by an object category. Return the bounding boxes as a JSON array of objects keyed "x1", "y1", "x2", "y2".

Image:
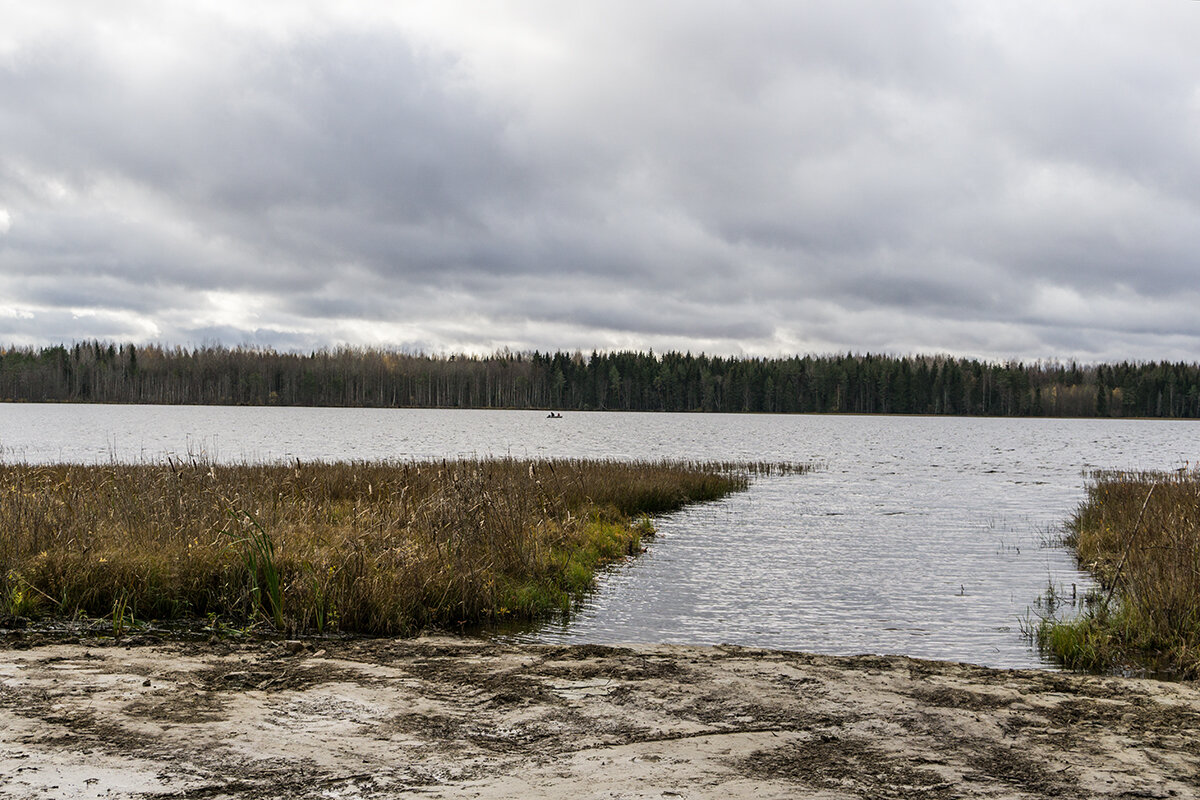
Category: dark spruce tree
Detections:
[{"x1": 1, "y1": 343, "x2": 1199, "y2": 418}]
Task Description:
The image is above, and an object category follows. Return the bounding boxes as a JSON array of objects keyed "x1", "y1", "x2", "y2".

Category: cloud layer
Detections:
[{"x1": 2, "y1": 2, "x2": 1198, "y2": 361}]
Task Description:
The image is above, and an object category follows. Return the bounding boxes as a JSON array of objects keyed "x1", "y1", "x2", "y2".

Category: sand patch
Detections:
[{"x1": 1, "y1": 637, "x2": 1197, "y2": 798}]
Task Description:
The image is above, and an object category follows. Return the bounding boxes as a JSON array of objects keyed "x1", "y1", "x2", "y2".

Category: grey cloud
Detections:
[
  {"x1": 13, "y1": 275, "x2": 179, "y2": 315},
  {"x1": 175, "y1": 325, "x2": 321, "y2": 352},
  {"x1": 1, "y1": 2, "x2": 1199, "y2": 362},
  {"x1": 0, "y1": 308, "x2": 152, "y2": 345}
]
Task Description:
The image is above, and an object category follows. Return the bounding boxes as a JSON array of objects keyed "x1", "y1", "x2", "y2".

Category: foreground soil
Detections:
[{"x1": 1, "y1": 635, "x2": 1197, "y2": 799}]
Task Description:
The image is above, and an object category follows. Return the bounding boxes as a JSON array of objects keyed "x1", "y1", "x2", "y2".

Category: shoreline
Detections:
[{"x1": 2, "y1": 636, "x2": 1197, "y2": 798}]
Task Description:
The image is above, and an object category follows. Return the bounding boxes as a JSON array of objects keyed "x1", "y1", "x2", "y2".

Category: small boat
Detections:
[{"x1": 546, "y1": 412, "x2": 563, "y2": 419}]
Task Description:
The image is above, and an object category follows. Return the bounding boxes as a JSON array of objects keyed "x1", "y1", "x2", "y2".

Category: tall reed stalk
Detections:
[{"x1": 225, "y1": 510, "x2": 283, "y2": 630}]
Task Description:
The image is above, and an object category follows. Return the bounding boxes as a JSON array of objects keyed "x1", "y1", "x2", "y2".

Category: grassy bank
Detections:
[
  {"x1": 0, "y1": 458, "x2": 804, "y2": 636},
  {"x1": 1039, "y1": 468, "x2": 1200, "y2": 677}
]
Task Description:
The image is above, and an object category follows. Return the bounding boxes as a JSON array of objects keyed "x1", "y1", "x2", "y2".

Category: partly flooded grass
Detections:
[
  {"x1": 1039, "y1": 468, "x2": 1200, "y2": 678},
  {"x1": 0, "y1": 458, "x2": 806, "y2": 636}
]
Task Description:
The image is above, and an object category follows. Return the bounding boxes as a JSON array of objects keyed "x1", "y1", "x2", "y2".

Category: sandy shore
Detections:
[{"x1": 1, "y1": 635, "x2": 1197, "y2": 799}]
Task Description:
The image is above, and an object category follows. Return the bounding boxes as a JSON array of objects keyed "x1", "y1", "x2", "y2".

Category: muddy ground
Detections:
[{"x1": 1, "y1": 634, "x2": 1197, "y2": 799}]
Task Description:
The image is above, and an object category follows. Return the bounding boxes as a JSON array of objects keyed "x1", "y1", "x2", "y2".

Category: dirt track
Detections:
[{"x1": 1, "y1": 635, "x2": 1197, "y2": 799}]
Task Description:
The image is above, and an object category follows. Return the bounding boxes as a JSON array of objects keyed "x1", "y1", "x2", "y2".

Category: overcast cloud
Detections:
[{"x1": 1, "y1": 2, "x2": 1198, "y2": 361}]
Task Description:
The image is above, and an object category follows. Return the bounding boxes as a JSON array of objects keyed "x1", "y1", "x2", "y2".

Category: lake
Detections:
[{"x1": 2, "y1": 404, "x2": 1195, "y2": 668}]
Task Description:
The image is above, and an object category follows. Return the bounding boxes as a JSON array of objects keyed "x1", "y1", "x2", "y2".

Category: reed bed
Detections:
[
  {"x1": 0, "y1": 458, "x2": 807, "y2": 636},
  {"x1": 1040, "y1": 468, "x2": 1200, "y2": 677}
]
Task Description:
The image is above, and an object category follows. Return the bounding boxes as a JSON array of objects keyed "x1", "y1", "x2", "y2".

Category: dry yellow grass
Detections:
[
  {"x1": 0, "y1": 458, "x2": 804, "y2": 635},
  {"x1": 1040, "y1": 468, "x2": 1200, "y2": 677}
]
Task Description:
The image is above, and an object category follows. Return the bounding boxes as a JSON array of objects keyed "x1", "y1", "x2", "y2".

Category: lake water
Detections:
[{"x1": 2, "y1": 404, "x2": 1195, "y2": 668}]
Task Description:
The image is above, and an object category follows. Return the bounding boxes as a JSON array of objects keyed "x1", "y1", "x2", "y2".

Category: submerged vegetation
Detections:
[
  {"x1": 1039, "y1": 468, "x2": 1200, "y2": 678},
  {"x1": 0, "y1": 458, "x2": 805, "y2": 636},
  {"x1": 5, "y1": 341, "x2": 1200, "y2": 416}
]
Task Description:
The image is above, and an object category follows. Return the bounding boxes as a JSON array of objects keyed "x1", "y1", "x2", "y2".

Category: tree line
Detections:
[{"x1": 2, "y1": 342, "x2": 1200, "y2": 418}]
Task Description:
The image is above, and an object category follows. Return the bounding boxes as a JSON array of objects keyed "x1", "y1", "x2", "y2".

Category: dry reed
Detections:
[
  {"x1": 0, "y1": 458, "x2": 807, "y2": 636},
  {"x1": 1040, "y1": 467, "x2": 1200, "y2": 677}
]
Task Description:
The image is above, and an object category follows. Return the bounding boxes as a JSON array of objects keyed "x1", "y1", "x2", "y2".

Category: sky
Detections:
[{"x1": 1, "y1": 2, "x2": 1198, "y2": 362}]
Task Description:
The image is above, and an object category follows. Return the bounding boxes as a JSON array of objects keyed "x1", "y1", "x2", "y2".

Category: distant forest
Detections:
[{"x1": 3, "y1": 342, "x2": 1200, "y2": 418}]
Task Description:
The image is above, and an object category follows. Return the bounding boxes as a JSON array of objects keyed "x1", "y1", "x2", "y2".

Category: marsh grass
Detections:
[
  {"x1": 0, "y1": 458, "x2": 805, "y2": 635},
  {"x1": 1039, "y1": 468, "x2": 1200, "y2": 677},
  {"x1": 227, "y1": 509, "x2": 284, "y2": 630}
]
